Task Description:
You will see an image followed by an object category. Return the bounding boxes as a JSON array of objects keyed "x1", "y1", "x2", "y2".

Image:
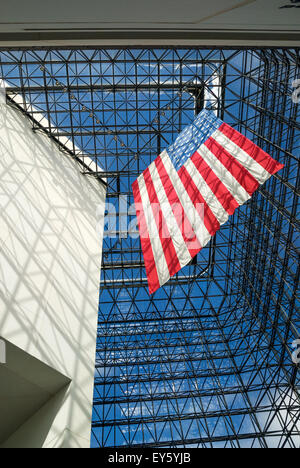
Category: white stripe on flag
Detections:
[
  {"x1": 137, "y1": 175, "x2": 170, "y2": 286},
  {"x1": 184, "y1": 157, "x2": 229, "y2": 226},
  {"x1": 148, "y1": 161, "x2": 192, "y2": 268},
  {"x1": 198, "y1": 143, "x2": 251, "y2": 205},
  {"x1": 211, "y1": 129, "x2": 271, "y2": 185},
  {"x1": 160, "y1": 150, "x2": 211, "y2": 248}
]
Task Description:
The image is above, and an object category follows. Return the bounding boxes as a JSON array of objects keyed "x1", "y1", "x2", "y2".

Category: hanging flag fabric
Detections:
[{"x1": 132, "y1": 109, "x2": 284, "y2": 294}]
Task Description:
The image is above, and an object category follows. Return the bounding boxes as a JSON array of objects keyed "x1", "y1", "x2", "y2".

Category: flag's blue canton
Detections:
[{"x1": 167, "y1": 109, "x2": 223, "y2": 172}]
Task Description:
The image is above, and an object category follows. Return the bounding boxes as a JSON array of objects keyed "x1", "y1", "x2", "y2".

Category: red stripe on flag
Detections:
[
  {"x1": 155, "y1": 155, "x2": 201, "y2": 258},
  {"x1": 219, "y1": 123, "x2": 284, "y2": 175},
  {"x1": 178, "y1": 164, "x2": 220, "y2": 237},
  {"x1": 190, "y1": 151, "x2": 240, "y2": 215},
  {"x1": 205, "y1": 137, "x2": 259, "y2": 196},
  {"x1": 132, "y1": 179, "x2": 160, "y2": 294},
  {"x1": 143, "y1": 167, "x2": 182, "y2": 278}
]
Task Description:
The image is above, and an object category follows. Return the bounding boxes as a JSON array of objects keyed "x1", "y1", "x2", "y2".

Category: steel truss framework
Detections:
[{"x1": 0, "y1": 47, "x2": 299, "y2": 448}]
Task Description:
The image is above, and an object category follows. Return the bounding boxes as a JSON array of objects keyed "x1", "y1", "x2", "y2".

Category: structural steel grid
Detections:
[{"x1": 0, "y1": 47, "x2": 299, "y2": 448}]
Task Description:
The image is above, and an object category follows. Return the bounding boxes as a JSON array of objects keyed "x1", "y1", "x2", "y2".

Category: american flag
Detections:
[{"x1": 132, "y1": 109, "x2": 284, "y2": 294}]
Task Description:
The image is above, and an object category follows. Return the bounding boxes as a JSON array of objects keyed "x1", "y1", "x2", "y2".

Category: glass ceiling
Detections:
[{"x1": 0, "y1": 47, "x2": 299, "y2": 448}]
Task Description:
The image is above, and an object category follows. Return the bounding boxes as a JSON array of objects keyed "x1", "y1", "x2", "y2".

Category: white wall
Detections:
[
  {"x1": 0, "y1": 0, "x2": 299, "y2": 47},
  {"x1": 0, "y1": 102, "x2": 106, "y2": 448}
]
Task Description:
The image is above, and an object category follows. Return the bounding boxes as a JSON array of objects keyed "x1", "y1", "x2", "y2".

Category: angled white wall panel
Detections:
[{"x1": 0, "y1": 102, "x2": 106, "y2": 448}]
